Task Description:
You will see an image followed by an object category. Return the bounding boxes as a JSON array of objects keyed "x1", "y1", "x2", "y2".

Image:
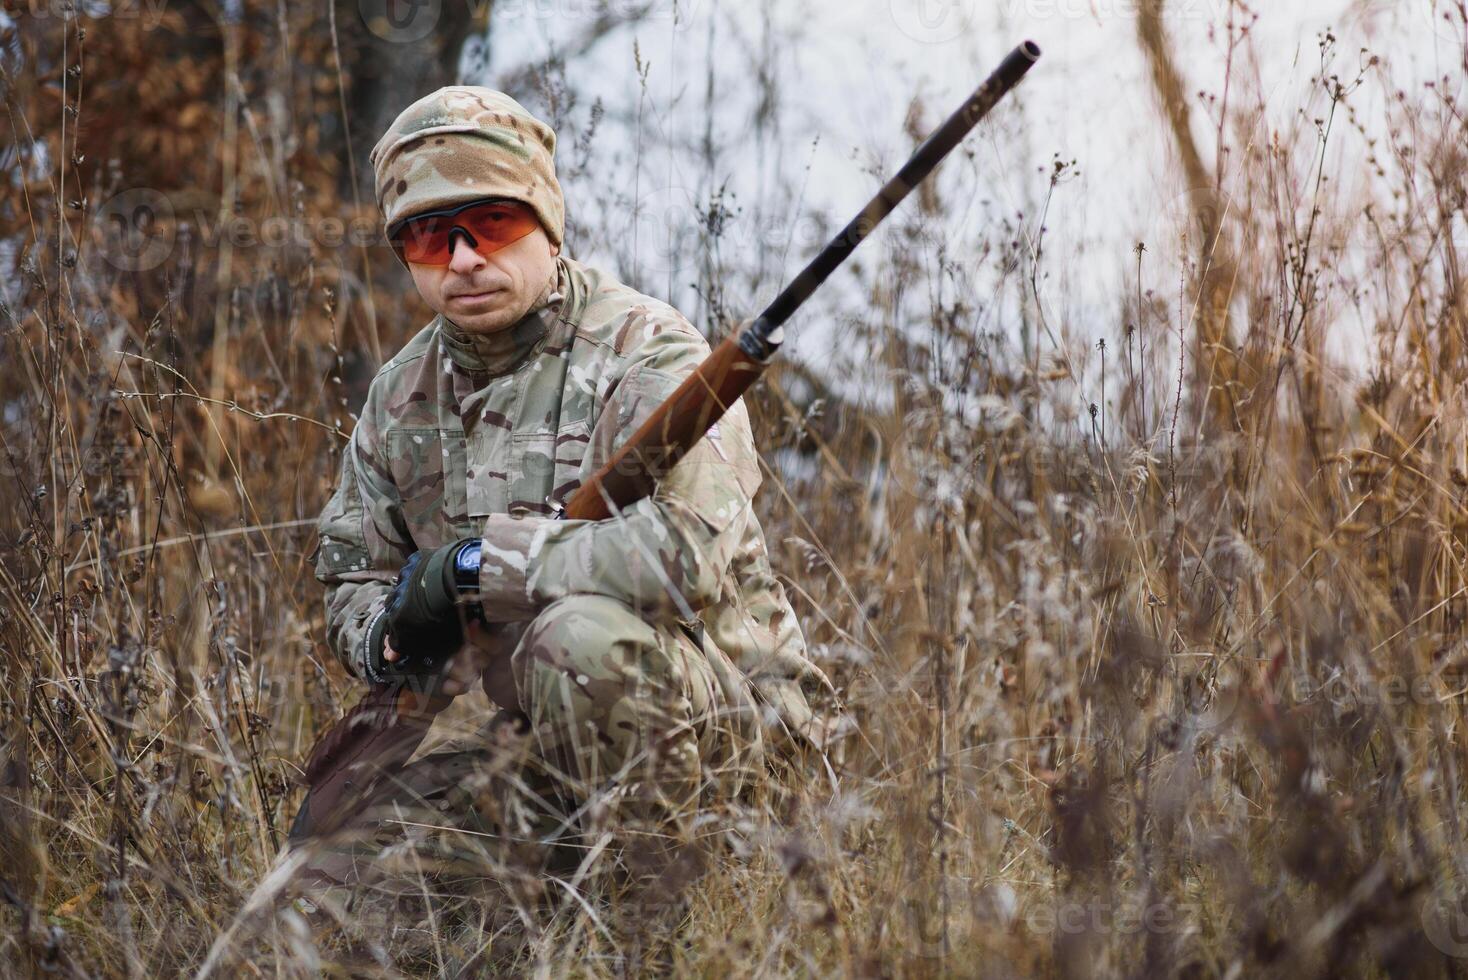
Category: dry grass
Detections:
[{"x1": 1, "y1": 1, "x2": 1466, "y2": 976}]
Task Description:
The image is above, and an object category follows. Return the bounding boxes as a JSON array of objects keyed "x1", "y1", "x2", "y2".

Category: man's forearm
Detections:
[
  {"x1": 323, "y1": 579, "x2": 393, "y2": 679},
  {"x1": 471, "y1": 492, "x2": 749, "y2": 623}
]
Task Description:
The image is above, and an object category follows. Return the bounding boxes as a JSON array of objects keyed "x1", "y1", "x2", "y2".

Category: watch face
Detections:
[{"x1": 455, "y1": 540, "x2": 483, "y2": 588}]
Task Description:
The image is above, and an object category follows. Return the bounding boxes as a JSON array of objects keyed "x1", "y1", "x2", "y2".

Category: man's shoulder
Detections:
[
  {"x1": 375, "y1": 317, "x2": 440, "y2": 378},
  {"x1": 357, "y1": 318, "x2": 445, "y2": 431},
  {"x1": 564, "y1": 259, "x2": 709, "y2": 365}
]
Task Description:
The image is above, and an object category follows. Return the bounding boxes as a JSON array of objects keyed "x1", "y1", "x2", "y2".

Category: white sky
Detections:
[{"x1": 471, "y1": 0, "x2": 1458, "y2": 399}]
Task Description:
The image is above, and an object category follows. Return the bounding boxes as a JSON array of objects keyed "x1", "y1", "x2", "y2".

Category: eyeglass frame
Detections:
[{"x1": 384, "y1": 196, "x2": 540, "y2": 268}]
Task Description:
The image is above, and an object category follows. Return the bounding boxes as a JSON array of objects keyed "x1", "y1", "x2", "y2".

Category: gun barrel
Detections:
[
  {"x1": 745, "y1": 40, "x2": 1041, "y2": 356},
  {"x1": 565, "y1": 41, "x2": 1042, "y2": 522}
]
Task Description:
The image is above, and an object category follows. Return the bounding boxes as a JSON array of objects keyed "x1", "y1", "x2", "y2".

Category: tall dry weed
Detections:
[{"x1": 0, "y1": 1, "x2": 1465, "y2": 976}]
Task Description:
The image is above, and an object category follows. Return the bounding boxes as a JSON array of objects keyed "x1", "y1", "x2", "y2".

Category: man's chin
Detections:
[{"x1": 444, "y1": 302, "x2": 530, "y2": 335}]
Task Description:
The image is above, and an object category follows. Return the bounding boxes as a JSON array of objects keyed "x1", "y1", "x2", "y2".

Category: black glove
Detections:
[{"x1": 361, "y1": 539, "x2": 482, "y2": 684}]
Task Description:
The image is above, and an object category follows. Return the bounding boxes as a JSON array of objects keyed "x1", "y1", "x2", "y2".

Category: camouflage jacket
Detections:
[{"x1": 313, "y1": 255, "x2": 830, "y2": 747}]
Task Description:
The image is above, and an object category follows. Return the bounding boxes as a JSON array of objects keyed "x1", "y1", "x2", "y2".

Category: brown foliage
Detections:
[{"x1": 1, "y1": 1, "x2": 1466, "y2": 976}]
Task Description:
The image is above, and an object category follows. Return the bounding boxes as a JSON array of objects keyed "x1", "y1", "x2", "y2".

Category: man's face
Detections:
[{"x1": 407, "y1": 221, "x2": 560, "y2": 335}]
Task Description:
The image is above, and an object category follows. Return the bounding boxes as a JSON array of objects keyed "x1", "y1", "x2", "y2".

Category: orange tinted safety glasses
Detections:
[{"x1": 387, "y1": 198, "x2": 540, "y2": 267}]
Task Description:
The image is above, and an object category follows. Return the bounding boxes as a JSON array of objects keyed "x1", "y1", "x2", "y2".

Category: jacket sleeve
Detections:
[
  {"x1": 313, "y1": 390, "x2": 415, "y2": 679},
  {"x1": 472, "y1": 324, "x2": 764, "y2": 624}
]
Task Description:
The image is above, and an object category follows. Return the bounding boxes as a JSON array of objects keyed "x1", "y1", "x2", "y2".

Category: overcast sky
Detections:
[{"x1": 474, "y1": 1, "x2": 1452, "y2": 390}]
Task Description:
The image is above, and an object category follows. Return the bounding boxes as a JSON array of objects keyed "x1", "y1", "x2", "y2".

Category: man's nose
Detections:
[{"x1": 447, "y1": 232, "x2": 484, "y2": 274}]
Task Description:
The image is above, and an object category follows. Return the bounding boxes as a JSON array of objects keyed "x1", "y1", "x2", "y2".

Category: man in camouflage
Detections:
[{"x1": 301, "y1": 86, "x2": 830, "y2": 918}]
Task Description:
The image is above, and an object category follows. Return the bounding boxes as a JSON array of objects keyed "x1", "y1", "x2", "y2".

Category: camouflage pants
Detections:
[{"x1": 296, "y1": 593, "x2": 765, "y2": 905}]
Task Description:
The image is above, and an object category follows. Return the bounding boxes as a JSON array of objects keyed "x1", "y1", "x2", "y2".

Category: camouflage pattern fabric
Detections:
[
  {"x1": 369, "y1": 86, "x2": 565, "y2": 247},
  {"x1": 293, "y1": 601, "x2": 757, "y2": 908},
  {"x1": 312, "y1": 256, "x2": 834, "y2": 837}
]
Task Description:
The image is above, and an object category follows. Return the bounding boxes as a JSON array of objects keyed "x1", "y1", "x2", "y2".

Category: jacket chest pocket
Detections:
[
  {"x1": 386, "y1": 428, "x2": 469, "y2": 547},
  {"x1": 508, "y1": 418, "x2": 591, "y2": 515}
]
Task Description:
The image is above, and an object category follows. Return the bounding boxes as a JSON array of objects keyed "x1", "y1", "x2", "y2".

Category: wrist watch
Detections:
[{"x1": 453, "y1": 538, "x2": 482, "y2": 592}]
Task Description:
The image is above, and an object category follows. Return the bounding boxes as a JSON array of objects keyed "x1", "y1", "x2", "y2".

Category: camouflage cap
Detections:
[{"x1": 369, "y1": 86, "x2": 565, "y2": 247}]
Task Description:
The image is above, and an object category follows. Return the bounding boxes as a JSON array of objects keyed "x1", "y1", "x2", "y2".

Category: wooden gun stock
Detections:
[{"x1": 564, "y1": 333, "x2": 769, "y2": 521}]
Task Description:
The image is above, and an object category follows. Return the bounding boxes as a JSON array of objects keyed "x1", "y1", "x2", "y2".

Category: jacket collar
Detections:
[{"x1": 437, "y1": 260, "x2": 569, "y2": 377}]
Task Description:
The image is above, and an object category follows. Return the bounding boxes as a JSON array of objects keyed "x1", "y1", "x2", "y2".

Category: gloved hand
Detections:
[{"x1": 360, "y1": 539, "x2": 482, "y2": 684}]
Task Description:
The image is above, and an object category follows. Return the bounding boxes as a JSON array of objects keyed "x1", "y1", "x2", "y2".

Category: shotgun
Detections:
[{"x1": 288, "y1": 40, "x2": 1042, "y2": 846}]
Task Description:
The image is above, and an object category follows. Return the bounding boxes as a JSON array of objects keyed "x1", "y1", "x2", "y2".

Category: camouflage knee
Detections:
[{"x1": 511, "y1": 594, "x2": 717, "y2": 826}]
